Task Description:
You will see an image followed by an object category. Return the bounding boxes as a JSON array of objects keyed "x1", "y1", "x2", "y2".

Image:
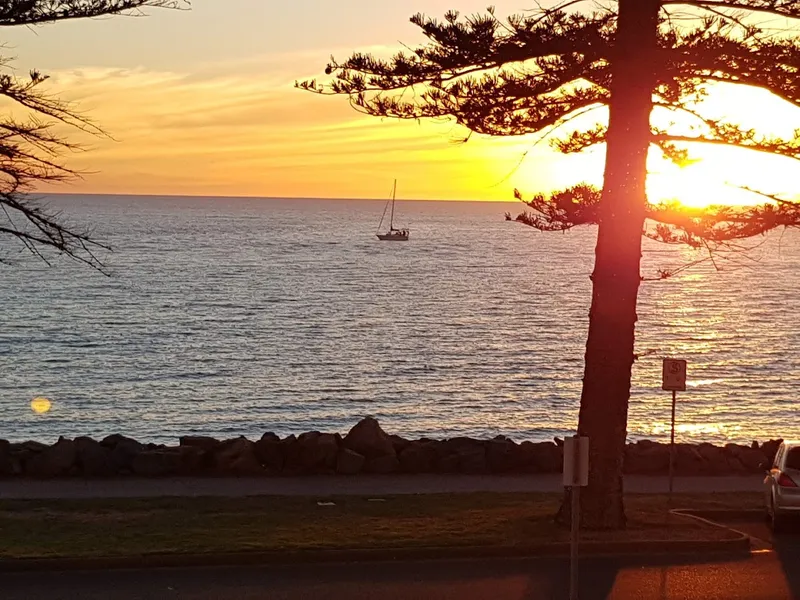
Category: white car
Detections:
[{"x1": 765, "y1": 441, "x2": 800, "y2": 532}]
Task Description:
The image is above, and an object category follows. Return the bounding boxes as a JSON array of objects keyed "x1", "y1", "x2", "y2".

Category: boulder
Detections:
[
  {"x1": 760, "y1": 439, "x2": 783, "y2": 465},
  {"x1": 131, "y1": 450, "x2": 181, "y2": 477},
  {"x1": 343, "y1": 418, "x2": 395, "y2": 460},
  {"x1": 724, "y1": 456, "x2": 747, "y2": 474},
  {"x1": 336, "y1": 448, "x2": 366, "y2": 475},
  {"x1": 487, "y1": 438, "x2": 520, "y2": 473},
  {"x1": 675, "y1": 444, "x2": 705, "y2": 475},
  {"x1": 8, "y1": 445, "x2": 25, "y2": 476},
  {"x1": 179, "y1": 436, "x2": 221, "y2": 453},
  {"x1": 365, "y1": 454, "x2": 400, "y2": 474},
  {"x1": 278, "y1": 435, "x2": 300, "y2": 474},
  {"x1": 10, "y1": 441, "x2": 48, "y2": 468},
  {"x1": 436, "y1": 452, "x2": 461, "y2": 473},
  {"x1": 430, "y1": 438, "x2": 485, "y2": 473},
  {"x1": 75, "y1": 437, "x2": 115, "y2": 477},
  {"x1": 389, "y1": 434, "x2": 411, "y2": 455},
  {"x1": 310, "y1": 432, "x2": 340, "y2": 469},
  {"x1": 177, "y1": 445, "x2": 206, "y2": 475},
  {"x1": 285, "y1": 432, "x2": 339, "y2": 474},
  {"x1": 696, "y1": 443, "x2": 732, "y2": 475},
  {"x1": 457, "y1": 447, "x2": 488, "y2": 474},
  {"x1": 26, "y1": 437, "x2": 78, "y2": 478},
  {"x1": 398, "y1": 441, "x2": 437, "y2": 473},
  {"x1": 0, "y1": 439, "x2": 13, "y2": 476},
  {"x1": 213, "y1": 437, "x2": 263, "y2": 475},
  {"x1": 522, "y1": 441, "x2": 562, "y2": 473},
  {"x1": 15, "y1": 440, "x2": 49, "y2": 453},
  {"x1": 636, "y1": 439, "x2": 663, "y2": 451},
  {"x1": 254, "y1": 433, "x2": 284, "y2": 473},
  {"x1": 624, "y1": 442, "x2": 670, "y2": 475},
  {"x1": 444, "y1": 437, "x2": 484, "y2": 453},
  {"x1": 725, "y1": 444, "x2": 767, "y2": 473},
  {"x1": 100, "y1": 434, "x2": 140, "y2": 449},
  {"x1": 101, "y1": 435, "x2": 144, "y2": 473},
  {"x1": 511, "y1": 441, "x2": 538, "y2": 473}
]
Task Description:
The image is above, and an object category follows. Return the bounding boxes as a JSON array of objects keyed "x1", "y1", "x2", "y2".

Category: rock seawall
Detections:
[{"x1": 0, "y1": 418, "x2": 781, "y2": 479}]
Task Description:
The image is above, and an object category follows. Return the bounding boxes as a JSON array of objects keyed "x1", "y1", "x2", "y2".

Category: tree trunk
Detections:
[{"x1": 569, "y1": 0, "x2": 661, "y2": 530}]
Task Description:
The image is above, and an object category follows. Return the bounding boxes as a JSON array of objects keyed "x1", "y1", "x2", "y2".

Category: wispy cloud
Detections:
[{"x1": 32, "y1": 53, "x2": 579, "y2": 200}]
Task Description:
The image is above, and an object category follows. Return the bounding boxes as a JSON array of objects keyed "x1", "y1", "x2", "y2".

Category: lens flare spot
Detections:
[{"x1": 31, "y1": 397, "x2": 52, "y2": 414}]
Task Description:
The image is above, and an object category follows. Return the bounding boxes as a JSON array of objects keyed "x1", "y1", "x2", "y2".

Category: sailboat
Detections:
[{"x1": 376, "y1": 179, "x2": 409, "y2": 241}]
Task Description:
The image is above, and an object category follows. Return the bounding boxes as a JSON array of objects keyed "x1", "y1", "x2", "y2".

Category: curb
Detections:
[
  {"x1": 675, "y1": 508, "x2": 764, "y2": 521},
  {"x1": 672, "y1": 508, "x2": 772, "y2": 551},
  {"x1": 0, "y1": 536, "x2": 751, "y2": 573}
]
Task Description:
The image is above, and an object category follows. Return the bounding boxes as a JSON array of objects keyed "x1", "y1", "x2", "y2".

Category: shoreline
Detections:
[{"x1": 1, "y1": 417, "x2": 781, "y2": 480}]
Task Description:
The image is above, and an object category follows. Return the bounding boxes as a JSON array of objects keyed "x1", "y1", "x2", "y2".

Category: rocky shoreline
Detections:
[{"x1": 0, "y1": 418, "x2": 781, "y2": 479}]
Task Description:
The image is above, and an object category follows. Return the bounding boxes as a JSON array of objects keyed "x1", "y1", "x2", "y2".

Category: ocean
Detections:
[{"x1": 2, "y1": 194, "x2": 798, "y2": 445}]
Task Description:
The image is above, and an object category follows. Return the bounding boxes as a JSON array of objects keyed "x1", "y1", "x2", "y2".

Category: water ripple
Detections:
[{"x1": 0, "y1": 194, "x2": 798, "y2": 445}]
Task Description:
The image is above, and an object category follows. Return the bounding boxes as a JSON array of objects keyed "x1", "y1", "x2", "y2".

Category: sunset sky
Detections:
[{"x1": 3, "y1": 0, "x2": 800, "y2": 204}]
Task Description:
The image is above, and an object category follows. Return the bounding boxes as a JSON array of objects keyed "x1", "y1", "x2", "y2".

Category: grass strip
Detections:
[{"x1": 0, "y1": 492, "x2": 761, "y2": 559}]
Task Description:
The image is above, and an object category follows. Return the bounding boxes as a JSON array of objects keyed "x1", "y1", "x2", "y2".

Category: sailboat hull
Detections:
[{"x1": 377, "y1": 232, "x2": 409, "y2": 241}]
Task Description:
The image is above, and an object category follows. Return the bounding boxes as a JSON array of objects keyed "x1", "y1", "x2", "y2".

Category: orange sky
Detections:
[{"x1": 2, "y1": 0, "x2": 799, "y2": 204}]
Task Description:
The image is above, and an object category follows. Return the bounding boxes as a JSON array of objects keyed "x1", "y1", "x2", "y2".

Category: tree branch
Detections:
[
  {"x1": 0, "y1": 1, "x2": 188, "y2": 27},
  {"x1": 661, "y1": 0, "x2": 800, "y2": 21},
  {"x1": 0, "y1": 0, "x2": 188, "y2": 270}
]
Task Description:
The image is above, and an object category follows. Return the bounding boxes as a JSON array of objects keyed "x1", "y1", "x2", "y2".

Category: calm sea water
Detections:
[{"x1": 1, "y1": 194, "x2": 798, "y2": 445}]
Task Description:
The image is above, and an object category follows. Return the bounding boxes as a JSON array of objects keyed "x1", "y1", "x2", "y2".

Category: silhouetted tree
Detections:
[
  {"x1": 0, "y1": 0, "x2": 186, "y2": 271},
  {"x1": 299, "y1": 0, "x2": 800, "y2": 528}
]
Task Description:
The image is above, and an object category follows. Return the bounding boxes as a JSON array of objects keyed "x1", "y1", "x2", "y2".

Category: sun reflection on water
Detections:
[
  {"x1": 647, "y1": 422, "x2": 743, "y2": 438},
  {"x1": 686, "y1": 379, "x2": 726, "y2": 388}
]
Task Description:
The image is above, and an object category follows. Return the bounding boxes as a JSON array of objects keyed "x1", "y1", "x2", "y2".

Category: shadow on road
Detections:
[
  {"x1": 517, "y1": 552, "x2": 750, "y2": 600},
  {"x1": 713, "y1": 513, "x2": 800, "y2": 600},
  {"x1": 1, "y1": 551, "x2": 761, "y2": 600},
  {"x1": 773, "y1": 524, "x2": 800, "y2": 600}
]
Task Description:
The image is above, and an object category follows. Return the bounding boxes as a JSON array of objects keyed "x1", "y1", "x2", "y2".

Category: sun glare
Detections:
[
  {"x1": 648, "y1": 161, "x2": 760, "y2": 209},
  {"x1": 30, "y1": 397, "x2": 52, "y2": 414}
]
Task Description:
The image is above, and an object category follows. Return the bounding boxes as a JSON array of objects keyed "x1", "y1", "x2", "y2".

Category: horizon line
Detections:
[{"x1": 34, "y1": 191, "x2": 522, "y2": 204}]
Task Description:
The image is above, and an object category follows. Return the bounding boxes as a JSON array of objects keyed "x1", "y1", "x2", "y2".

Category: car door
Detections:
[{"x1": 767, "y1": 444, "x2": 785, "y2": 510}]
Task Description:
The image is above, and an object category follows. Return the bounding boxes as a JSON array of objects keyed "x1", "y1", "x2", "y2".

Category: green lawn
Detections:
[{"x1": 0, "y1": 492, "x2": 760, "y2": 559}]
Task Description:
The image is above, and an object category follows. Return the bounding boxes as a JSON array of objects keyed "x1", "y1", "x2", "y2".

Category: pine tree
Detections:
[
  {"x1": 299, "y1": 0, "x2": 800, "y2": 528},
  {"x1": 0, "y1": 1, "x2": 186, "y2": 270}
]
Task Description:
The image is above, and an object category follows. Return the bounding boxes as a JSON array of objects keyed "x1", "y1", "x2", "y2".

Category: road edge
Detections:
[{"x1": 0, "y1": 535, "x2": 751, "y2": 573}]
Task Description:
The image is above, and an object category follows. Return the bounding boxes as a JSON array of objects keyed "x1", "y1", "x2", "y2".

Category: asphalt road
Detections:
[{"x1": 4, "y1": 534, "x2": 800, "y2": 600}]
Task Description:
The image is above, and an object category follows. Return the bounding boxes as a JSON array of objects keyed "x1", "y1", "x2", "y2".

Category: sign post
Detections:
[
  {"x1": 662, "y1": 358, "x2": 687, "y2": 501},
  {"x1": 564, "y1": 435, "x2": 589, "y2": 600}
]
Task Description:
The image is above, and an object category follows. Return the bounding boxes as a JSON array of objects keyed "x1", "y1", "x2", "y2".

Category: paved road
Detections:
[
  {"x1": 0, "y1": 474, "x2": 764, "y2": 500},
  {"x1": 4, "y1": 547, "x2": 800, "y2": 600}
]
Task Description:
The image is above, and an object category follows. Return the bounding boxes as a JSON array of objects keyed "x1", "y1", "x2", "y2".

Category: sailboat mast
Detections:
[{"x1": 389, "y1": 179, "x2": 397, "y2": 230}]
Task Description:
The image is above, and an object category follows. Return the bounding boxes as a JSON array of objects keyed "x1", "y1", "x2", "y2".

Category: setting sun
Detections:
[
  {"x1": 647, "y1": 148, "x2": 800, "y2": 209},
  {"x1": 648, "y1": 162, "x2": 751, "y2": 208}
]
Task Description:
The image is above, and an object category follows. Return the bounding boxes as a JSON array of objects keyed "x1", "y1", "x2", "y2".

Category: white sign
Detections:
[
  {"x1": 662, "y1": 358, "x2": 687, "y2": 391},
  {"x1": 563, "y1": 436, "x2": 589, "y2": 487}
]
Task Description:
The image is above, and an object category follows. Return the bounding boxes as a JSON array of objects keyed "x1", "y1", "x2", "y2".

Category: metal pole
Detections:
[
  {"x1": 569, "y1": 434, "x2": 581, "y2": 600},
  {"x1": 389, "y1": 179, "x2": 396, "y2": 230},
  {"x1": 668, "y1": 389, "x2": 677, "y2": 501},
  {"x1": 570, "y1": 484, "x2": 580, "y2": 600}
]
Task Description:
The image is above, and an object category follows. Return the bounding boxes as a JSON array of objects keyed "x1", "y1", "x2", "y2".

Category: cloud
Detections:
[
  {"x1": 31, "y1": 56, "x2": 575, "y2": 200},
  {"x1": 34, "y1": 53, "x2": 798, "y2": 205}
]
